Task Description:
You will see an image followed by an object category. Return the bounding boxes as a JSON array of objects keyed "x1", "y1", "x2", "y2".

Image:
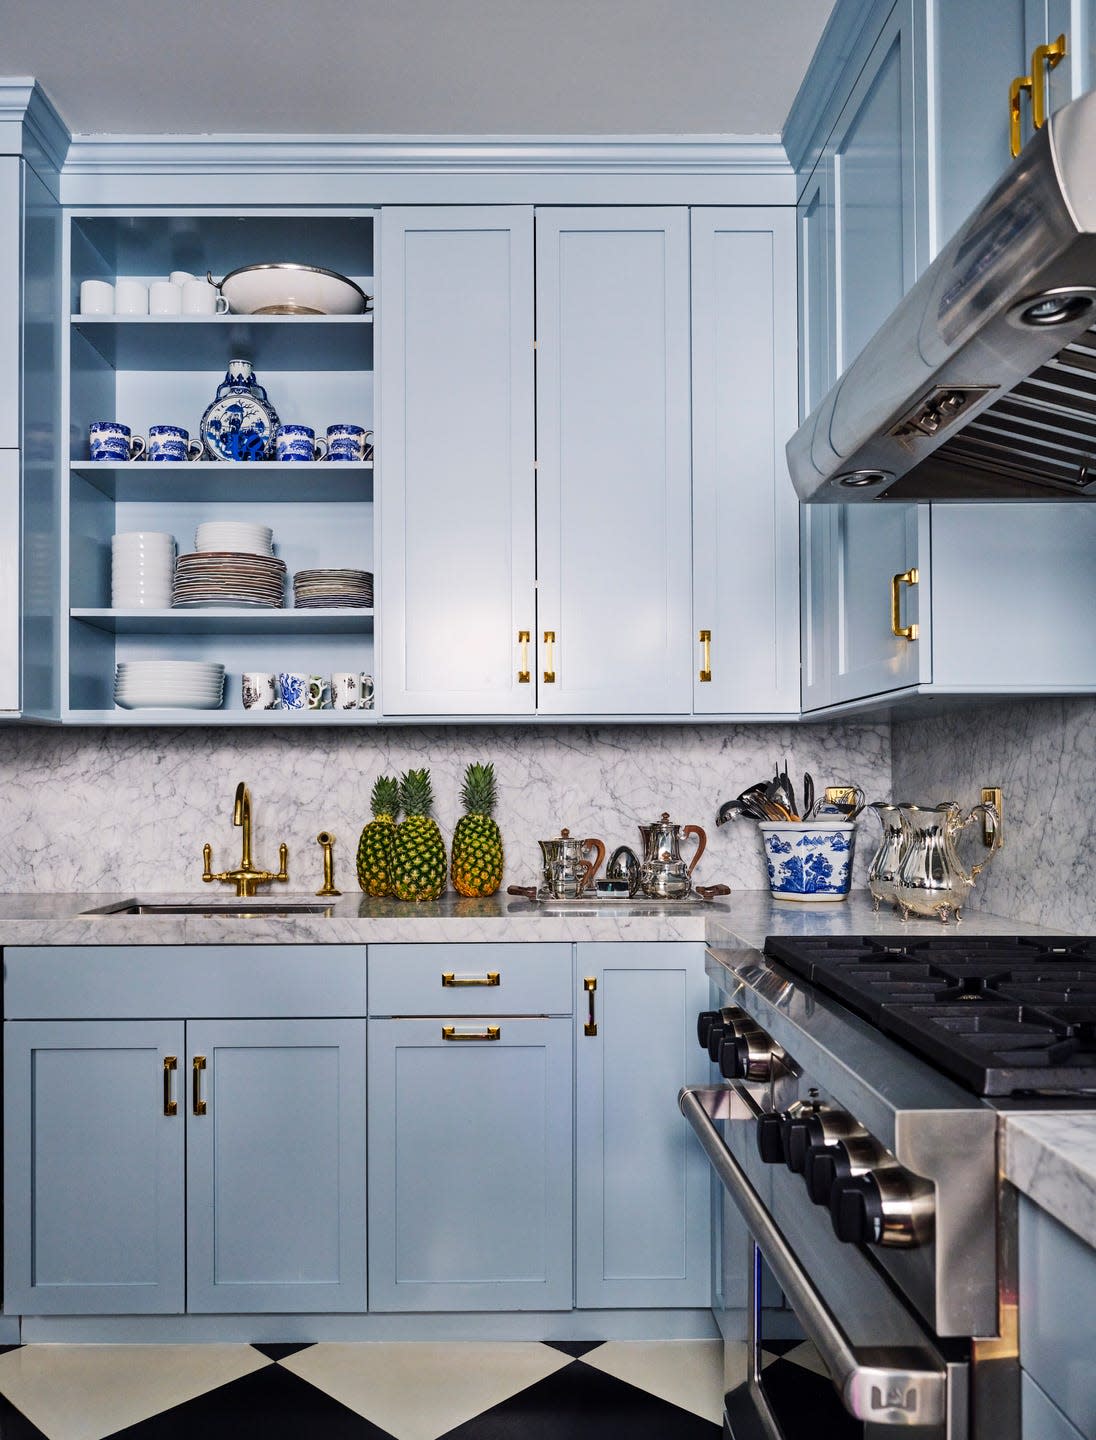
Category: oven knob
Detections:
[
  {"x1": 718, "y1": 1020, "x2": 783, "y2": 1083},
  {"x1": 784, "y1": 1110, "x2": 865, "y2": 1174},
  {"x1": 805, "y1": 1135, "x2": 881, "y2": 1205},
  {"x1": 756, "y1": 1113, "x2": 786, "y2": 1164},
  {"x1": 696, "y1": 1011, "x2": 721, "y2": 1050},
  {"x1": 704, "y1": 1007, "x2": 748, "y2": 1062},
  {"x1": 829, "y1": 1171, "x2": 933, "y2": 1248}
]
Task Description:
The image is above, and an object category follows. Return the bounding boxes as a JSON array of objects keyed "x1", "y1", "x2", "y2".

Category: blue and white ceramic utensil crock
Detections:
[
  {"x1": 200, "y1": 359, "x2": 280, "y2": 461},
  {"x1": 758, "y1": 821, "x2": 856, "y2": 902}
]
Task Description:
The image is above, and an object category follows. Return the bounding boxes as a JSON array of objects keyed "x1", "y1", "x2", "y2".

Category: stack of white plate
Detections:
[
  {"x1": 292, "y1": 568, "x2": 374, "y2": 608},
  {"x1": 111, "y1": 532, "x2": 176, "y2": 610},
  {"x1": 114, "y1": 660, "x2": 225, "y2": 710},
  {"x1": 194, "y1": 521, "x2": 274, "y2": 557},
  {"x1": 173, "y1": 552, "x2": 287, "y2": 607}
]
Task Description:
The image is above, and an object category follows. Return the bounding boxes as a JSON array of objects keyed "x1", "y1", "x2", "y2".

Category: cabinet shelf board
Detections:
[
  {"x1": 70, "y1": 315, "x2": 374, "y2": 371},
  {"x1": 71, "y1": 608, "x2": 375, "y2": 635},
  {"x1": 62, "y1": 707, "x2": 381, "y2": 726},
  {"x1": 70, "y1": 461, "x2": 374, "y2": 503}
]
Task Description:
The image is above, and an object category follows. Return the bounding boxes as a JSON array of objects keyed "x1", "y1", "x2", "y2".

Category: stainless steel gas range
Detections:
[{"x1": 680, "y1": 934, "x2": 1096, "y2": 1440}]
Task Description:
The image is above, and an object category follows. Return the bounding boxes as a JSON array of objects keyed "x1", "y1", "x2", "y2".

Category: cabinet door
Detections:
[
  {"x1": 575, "y1": 943, "x2": 710, "y2": 1308},
  {"x1": 1026, "y1": 1, "x2": 1085, "y2": 120},
  {"x1": 0, "y1": 450, "x2": 18, "y2": 712},
  {"x1": 691, "y1": 209, "x2": 799, "y2": 715},
  {"x1": 4, "y1": 1020, "x2": 185, "y2": 1314},
  {"x1": 0, "y1": 159, "x2": 20, "y2": 450},
  {"x1": 186, "y1": 1020, "x2": 366, "y2": 1313},
  {"x1": 368, "y1": 1017, "x2": 572, "y2": 1311},
  {"x1": 379, "y1": 206, "x2": 535, "y2": 715},
  {"x1": 535, "y1": 208, "x2": 692, "y2": 715}
]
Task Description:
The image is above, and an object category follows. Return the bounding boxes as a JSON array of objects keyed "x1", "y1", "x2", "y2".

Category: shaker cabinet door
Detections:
[
  {"x1": 4, "y1": 1020, "x2": 186, "y2": 1315},
  {"x1": 0, "y1": 450, "x2": 19, "y2": 712},
  {"x1": 0, "y1": 158, "x2": 20, "y2": 451},
  {"x1": 186, "y1": 1019, "x2": 367, "y2": 1313},
  {"x1": 691, "y1": 208, "x2": 799, "y2": 715},
  {"x1": 379, "y1": 206, "x2": 536, "y2": 715},
  {"x1": 535, "y1": 207, "x2": 693, "y2": 715}
]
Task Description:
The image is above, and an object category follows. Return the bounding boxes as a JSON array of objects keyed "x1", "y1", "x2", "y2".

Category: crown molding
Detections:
[{"x1": 0, "y1": 79, "x2": 70, "y2": 184}]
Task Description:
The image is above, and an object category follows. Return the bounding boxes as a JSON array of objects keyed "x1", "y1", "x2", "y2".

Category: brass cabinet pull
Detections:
[
  {"x1": 1032, "y1": 33, "x2": 1067, "y2": 129},
  {"x1": 543, "y1": 630, "x2": 556, "y2": 683},
  {"x1": 442, "y1": 971, "x2": 501, "y2": 987},
  {"x1": 698, "y1": 629, "x2": 712, "y2": 683},
  {"x1": 1009, "y1": 72, "x2": 1033, "y2": 156},
  {"x1": 442, "y1": 1025, "x2": 501, "y2": 1041},
  {"x1": 517, "y1": 630, "x2": 531, "y2": 684},
  {"x1": 584, "y1": 976, "x2": 598, "y2": 1036},
  {"x1": 192, "y1": 1055, "x2": 207, "y2": 1115},
  {"x1": 163, "y1": 1056, "x2": 178, "y2": 1117},
  {"x1": 890, "y1": 567, "x2": 919, "y2": 641}
]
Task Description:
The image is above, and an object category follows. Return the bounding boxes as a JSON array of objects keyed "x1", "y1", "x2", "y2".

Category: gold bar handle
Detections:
[
  {"x1": 442, "y1": 971, "x2": 501, "y2": 987},
  {"x1": 517, "y1": 630, "x2": 530, "y2": 684},
  {"x1": 1009, "y1": 72, "x2": 1033, "y2": 156},
  {"x1": 698, "y1": 629, "x2": 712, "y2": 683},
  {"x1": 543, "y1": 630, "x2": 556, "y2": 684},
  {"x1": 163, "y1": 1056, "x2": 178, "y2": 1117},
  {"x1": 584, "y1": 976, "x2": 597, "y2": 1036},
  {"x1": 442, "y1": 1025, "x2": 501, "y2": 1041},
  {"x1": 891, "y1": 567, "x2": 919, "y2": 641},
  {"x1": 1032, "y1": 33, "x2": 1067, "y2": 130},
  {"x1": 192, "y1": 1055, "x2": 207, "y2": 1116}
]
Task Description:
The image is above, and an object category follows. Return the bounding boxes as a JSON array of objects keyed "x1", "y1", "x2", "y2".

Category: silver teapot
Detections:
[
  {"x1": 892, "y1": 801, "x2": 1001, "y2": 923},
  {"x1": 537, "y1": 828, "x2": 606, "y2": 898},
  {"x1": 866, "y1": 801, "x2": 911, "y2": 911},
  {"x1": 638, "y1": 812, "x2": 707, "y2": 899}
]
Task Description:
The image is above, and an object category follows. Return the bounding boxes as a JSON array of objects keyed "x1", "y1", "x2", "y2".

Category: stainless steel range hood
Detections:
[{"x1": 789, "y1": 89, "x2": 1096, "y2": 502}]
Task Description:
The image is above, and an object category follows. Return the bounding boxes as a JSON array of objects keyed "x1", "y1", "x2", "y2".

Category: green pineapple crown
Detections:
[
  {"x1": 460, "y1": 762, "x2": 497, "y2": 817},
  {"x1": 399, "y1": 768, "x2": 435, "y2": 818},
  {"x1": 370, "y1": 775, "x2": 400, "y2": 821}
]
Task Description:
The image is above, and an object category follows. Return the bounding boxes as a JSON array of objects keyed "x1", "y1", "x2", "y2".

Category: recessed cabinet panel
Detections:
[
  {"x1": 535, "y1": 208, "x2": 692, "y2": 715},
  {"x1": 379, "y1": 207, "x2": 535, "y2": 715},
  {"x1": 0, "y1": 159, "x2": 20, "y2": 450},
  {"x1": 4, "y1": 1020, "x2": 186, "y2": 1315},
  {"x1": 691, "y1": 210, "x2": 799, "y2": 714},
  {"x1": 0, "y1": 451, "x2": 19, "y2": 712}
]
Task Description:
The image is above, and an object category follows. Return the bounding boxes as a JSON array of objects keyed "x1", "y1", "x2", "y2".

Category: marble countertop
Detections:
[{"x1": 1004, "y1": 1114, "x2": 1096, "y2": 1250}]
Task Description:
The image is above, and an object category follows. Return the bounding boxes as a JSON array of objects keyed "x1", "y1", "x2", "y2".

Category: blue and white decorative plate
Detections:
[{"x1": 758, "y1": 822, "x2": 856, "y2": 903}]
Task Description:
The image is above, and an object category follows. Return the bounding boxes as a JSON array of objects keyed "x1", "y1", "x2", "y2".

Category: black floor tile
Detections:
[
  {"x1": 102, "y1": 1363, "x2": 397, "y2": 1440},
  {"x1": 439, "y1": 1359, "x2": 720, "y2": 1440},
  {"x1": 759, "y1": 1358, "x2": 858, "y2": 1438},
  {"x1": 542, "y1": 1341, "x2": 604, "y2": 1359},
  {"x1": 0, "y1": 1390, "x2": 49, "y2": 1440},
  {"x1": 251, "y1": 1342, "x2": 317, "y2": 1362}
]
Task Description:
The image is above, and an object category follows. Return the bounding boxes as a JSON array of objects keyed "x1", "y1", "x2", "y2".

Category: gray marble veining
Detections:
[
  {"x1": 1005, "y1": 1114, "x2": 1096, "y2": 1250},
  {"x1": 0, "y1": 722, "x2": 889, "y2": 895}
]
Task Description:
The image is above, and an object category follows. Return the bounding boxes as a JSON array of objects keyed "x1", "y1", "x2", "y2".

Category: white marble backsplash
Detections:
[
  {"x1": 0, "y1": 722, "x2": 889, "y2": 895},
  {"x1": 891, "y1": 697, "x2": 1096, "y2": 933}
]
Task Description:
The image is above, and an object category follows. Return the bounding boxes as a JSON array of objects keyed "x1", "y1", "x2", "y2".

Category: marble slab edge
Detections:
[{"x1": 1005, "y1": 1114, "x2": 1096, "y2": 1251}]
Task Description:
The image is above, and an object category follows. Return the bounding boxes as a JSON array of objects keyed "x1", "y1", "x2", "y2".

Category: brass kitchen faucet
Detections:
[{"x1": 202, "y1": 781, "x2": 289, "y2": 897}]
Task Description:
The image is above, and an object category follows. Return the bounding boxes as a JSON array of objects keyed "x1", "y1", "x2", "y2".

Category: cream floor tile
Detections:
[
  {"x1": 281, "y1": 1340, "x2": 572, "y2": 1440},
  {"x1": 0, "y1": 1343, "x2": 270, "y2": 1440},
  {"x1": 782, "y1": 1340, "x2": 831, "y2": 1377},
  {"x1": 580, "y1": 1339, "x2": 725, "y2": 1426}
]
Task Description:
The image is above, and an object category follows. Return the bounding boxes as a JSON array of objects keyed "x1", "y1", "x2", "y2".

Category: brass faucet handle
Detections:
[
  {"x1": 276, "y1": 842, "x2": 289, "y2": 883},
  {"x1": 202, "y1": 843, "x2": 215, "y2": 883}
]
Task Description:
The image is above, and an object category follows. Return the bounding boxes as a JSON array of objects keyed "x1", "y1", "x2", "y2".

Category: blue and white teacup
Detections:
[
  {"x1": 276, "y1": 425, "x2": 328, "y2": 462},
  {"x1": 147, "y1": 424, "x2": 203, "y2": 463},
  {"x1": 89, "y1": 421, "x2": 145, "y2": 463},
  {"x1": 278, "y1": 672, "x2": 307, "y2": 709},
  {"x1": 325, "y1": 424, "x2": 374, "y2": 463}
]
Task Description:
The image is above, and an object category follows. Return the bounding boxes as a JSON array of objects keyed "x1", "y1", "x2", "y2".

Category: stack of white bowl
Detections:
[
  {"x1": 114, "y1": 660, "x2": 225, "y2": 710},
  {"x1": 194, "y1": 521, "x2": 274, "y2": 557},
  {"x1": 112, "y1": 532, "x2": 176, "y2": 610}
]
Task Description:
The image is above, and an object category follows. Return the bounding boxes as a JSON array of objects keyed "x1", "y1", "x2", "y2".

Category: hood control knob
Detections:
[{"x1": 829, "y1": 1169, "x2": 934, "y2": 1248}]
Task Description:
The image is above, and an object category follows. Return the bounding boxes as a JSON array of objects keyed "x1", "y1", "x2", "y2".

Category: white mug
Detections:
[
  {"x1": 358, "y1": 673, "x2": 375, "y2": 710},
  {"x1": 114, "y1": 279, "x2": 148, "y2": 316},
  {"x1": 331, "y1": 672, "x2": 358, "y2": 709},
  {"x1": 242, "y1": 673, "x2": 279, "y2": 710},
  {"x1": 169, "y1": 270, "x2": 195, "y2": 288},
  {"x1": 149, "y1": 280, "x2": 182, "y2": 316},
  {"x1": 181, "y1": 278, "x2": 230, "y2": 316},
  {"x1": 79, "y1": 279, "x2": 113, "y2": 315}
]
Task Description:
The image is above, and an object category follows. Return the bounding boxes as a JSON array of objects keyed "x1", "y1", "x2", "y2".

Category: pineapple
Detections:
[
  {"x1": 451, "y1": 762, "x2": 504, "y2": 897},
  {"x1": 390, "y1": 768, "x2": 447, "y2": 902},
  {"x1": 356, "y1": 776, "x2": 401, "y2": 896}
]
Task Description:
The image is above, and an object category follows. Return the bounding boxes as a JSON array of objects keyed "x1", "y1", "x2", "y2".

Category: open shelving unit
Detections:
[{"x1": 62, "y1": 210, "x2": 379, "y2": 724}]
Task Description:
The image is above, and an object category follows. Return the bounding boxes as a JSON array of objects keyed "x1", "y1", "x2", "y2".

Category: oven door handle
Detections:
[{"x1": 680, "y1": 1085, "x2": 949, "y2": 1429}]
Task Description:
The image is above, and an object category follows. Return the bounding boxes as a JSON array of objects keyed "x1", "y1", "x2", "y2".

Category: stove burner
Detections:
[{"x1": 763, "y1": 935, "x2": 1096, "y2": 1096}]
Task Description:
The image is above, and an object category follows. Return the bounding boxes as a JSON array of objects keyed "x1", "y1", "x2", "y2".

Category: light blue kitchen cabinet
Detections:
[
  {"x1": 1018, "y1": 1194, "x2": 1096, "y2": 1437},
  {"x1": 0, "y1": 450, "x2": 19, "y2": 712},
  {"x1": 367, "y1": 1016, "x2": 573, "y2": 1311},
  {"x1": 691, "y1": 209, "x2": 799, "y2": 716},
  {"x1": 4, "y1": 1021, "x2": 186, "y2": 1314},
  {"x1": 1025, "y1": 1, "x2": 1095, "y2": 122},
  {"x1": 574, "y1": 943, "x2": 711, "y2": 1308},
  {"x1": 186, "y1": 1019, "x2": 366, "y2": 1313},
  {"x1": 535, "y1": 208, "x2": 693, "y2": 715},
  {"x1": 378, "y1": 206, "x2": 536, "y2": 716},
  {"x1": 0, "y1": 158, "x2": 20, "y2": 449}
]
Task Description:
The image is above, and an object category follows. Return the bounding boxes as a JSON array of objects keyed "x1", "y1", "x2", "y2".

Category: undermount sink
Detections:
[{"x1": 81, "y1": 899, "x2": 337, "y2": 918}]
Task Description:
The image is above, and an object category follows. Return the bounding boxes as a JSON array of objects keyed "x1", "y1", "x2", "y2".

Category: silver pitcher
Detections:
[
  {"x1": 537, "y1": 828, "x2": 606, "y2": 898},
  {"x1": 893, "y1": 801, "x2": 1000, "y2": 923},
  {"x1": 638, "y1": 812, "x2": 707, "y2": 899},
  {"x1": 866, "y1": 801, "x2": 912, "y2": 911}
]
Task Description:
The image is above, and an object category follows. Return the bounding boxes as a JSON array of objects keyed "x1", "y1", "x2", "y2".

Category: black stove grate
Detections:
[{"x1": 763, "y1": 935, "x2": 1096, "y2": 1096}]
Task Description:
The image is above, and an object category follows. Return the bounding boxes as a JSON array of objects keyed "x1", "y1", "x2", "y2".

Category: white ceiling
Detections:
[{"x1": 5, "y1": 0, "x2": 836, "y2": 136}]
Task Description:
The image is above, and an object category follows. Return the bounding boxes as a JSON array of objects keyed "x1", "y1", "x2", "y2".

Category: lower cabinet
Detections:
[
  {"x1": 4, "y1": 1016, "x2": 367, "y2": 1315},
  {"x1": 574, "y1": 942, "x2": 712, "y2": 1308}
]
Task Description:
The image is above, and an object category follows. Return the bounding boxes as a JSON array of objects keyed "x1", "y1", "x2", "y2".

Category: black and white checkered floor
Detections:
[{"x1": 0, "y1": 1340, "x2": 731, "y2": 1440}]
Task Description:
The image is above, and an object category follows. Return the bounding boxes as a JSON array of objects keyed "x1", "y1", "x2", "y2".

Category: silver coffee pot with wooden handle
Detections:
[
  {"x1": 537, "y1": 828, "x2": 607, "y2": 898},
  {"x1": 638, "y1": 813, "x2": 707, "y2": 899}
]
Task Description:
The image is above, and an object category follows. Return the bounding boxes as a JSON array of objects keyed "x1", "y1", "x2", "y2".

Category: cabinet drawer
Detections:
[
  {"x1": 368, "y1": 944, "x2": 572, "y2": 1016},
  {"x1": 4, "y1": 946, "x2": 367, "y2": 1018}
]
